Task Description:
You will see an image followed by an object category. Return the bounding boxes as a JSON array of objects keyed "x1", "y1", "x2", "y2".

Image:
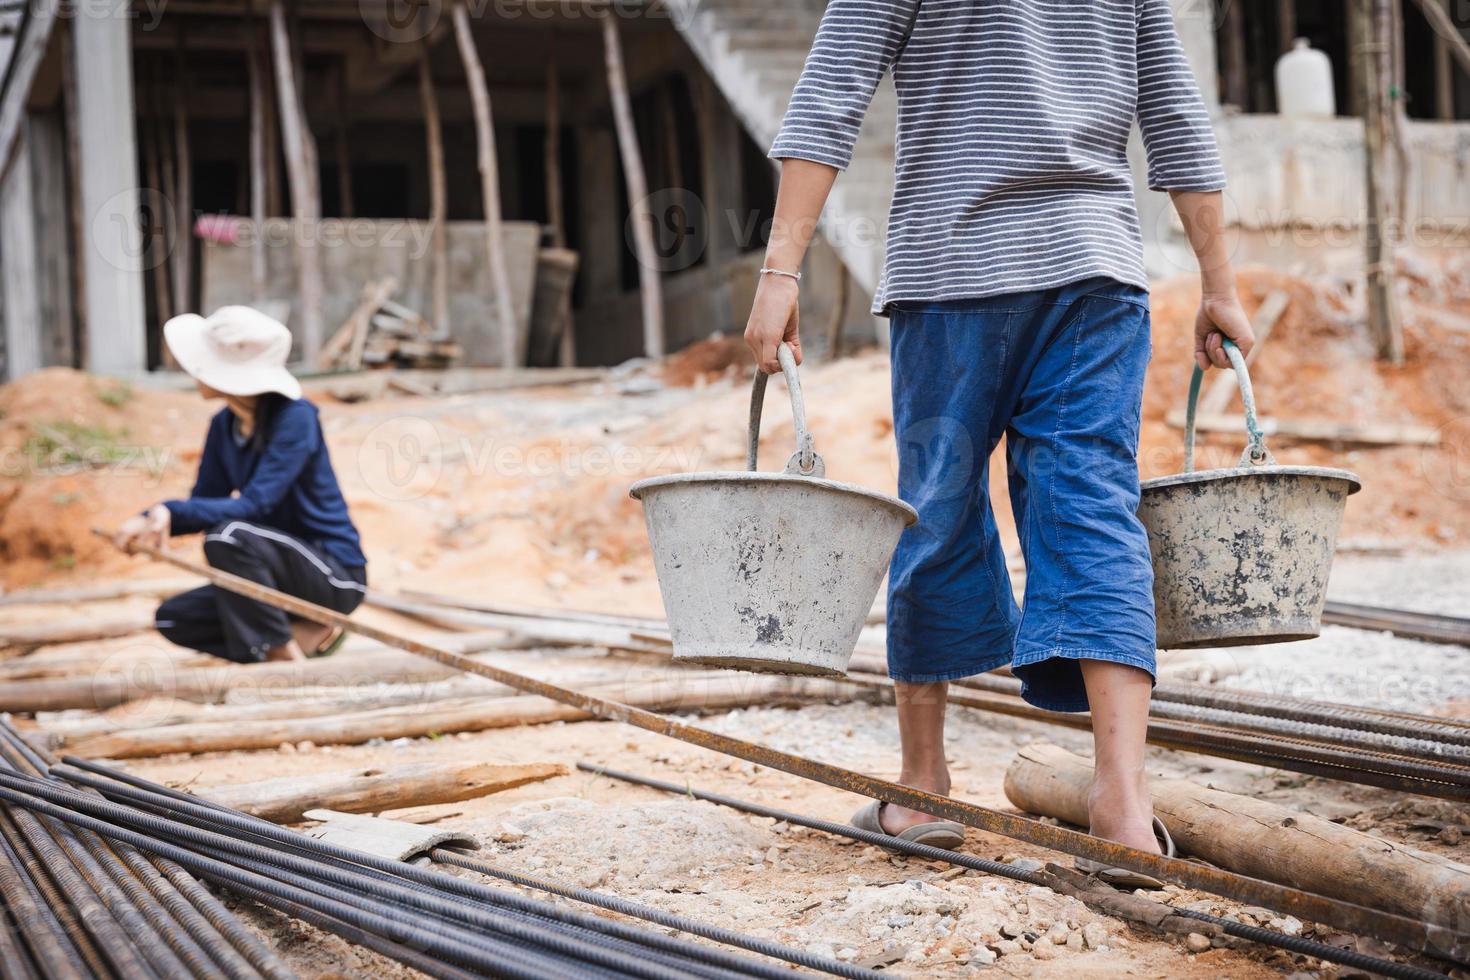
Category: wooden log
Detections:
[
  {"x1": 601, "y1": 11, "x2": 664, "y2": 359},
  {"x1": 65, "y1": 674, "x2": 860, "y2": 759},
  {"x1": 1003, "y1": 743, "x2": 1470, "y2": 931},
  {"x1": 0, "y1": 617, "x2": 154, "y2": 650},
  {"x1": 1407, "y1": 0, "x2": 1470, "y2": 81},
  {"x1": 1360, "y1": 0, "x2": 1405, "y2": 365},
  {"x1": 417, "y1": 47, "x2": 449, "y2": 338},
  {"x1": 0, "y1": 646, "x2": 467, "y2": 713},
  {"x1": 544, "y1": 30, "x2": 575, "y2": 368},
  {"x1": 268, "y1": 0, "x2": 323, "y2": 358},
  {"x1": 452, "y1": 3, "x2": 521, "y2": 367},
  {"x1": 0, "y1": 578, "x2": 199, "y2": 607},
  {"x1": 318, "y1": 275, "x2": 396, "y2": 369},
  {"x1": 195, "y1": 760, "x2": 566, "y2": 822}
]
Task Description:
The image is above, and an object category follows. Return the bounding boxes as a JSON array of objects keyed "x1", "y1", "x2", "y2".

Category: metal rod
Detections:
[
  {"x1": 430, "y1": 848, "x2": 875, "y2": 979},
  {"x1": 99, "y1": 535, "x2": 1470, "y2": 965},
  {"x1": 578, "y1": 763, "x2": 1452, "y2": 980},
  {"x1": 10, "y1": 768, "x2": 788, "y2": 980}
]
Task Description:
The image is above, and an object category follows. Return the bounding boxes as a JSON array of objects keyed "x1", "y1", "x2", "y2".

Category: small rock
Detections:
[
  {"x1": 970, "y1": 945, "x2": 997, "y2": 966},
  {"x1": 1046, "y1": 923, "x2": 1070, "y2": 945},
  {"x1": 994, "y1": 940, "x2": 1021, "y2": 956},
  {"x1": 1008, "y1": 857, "x2": 1045, "y2": 873},
  {"x1": 1031, "y1": 942, "x2": 1057, "y2": 961},
  {"x1": 1185, "y1": 933, "x2": 1212, "y2": 953},
  {"x1": 295, "y1": 740, "x2": 314, "y2": 752},
  {"x1": 1438, "y1": 826, "x2": 1464, "y2": 845},
  {"x1": 277, "y1": 742, "x2": 296, "y2": 754},
  {"x1": 1082, "y1": 923, "x2": 1108, "y2": 949},
  {"x1": 765, "y1": 847, "x2": 781, "y2": 864},
  {"x1": 1269, "y1": 916, "x2": 1304, "y2": 937},
  {"x1": 999, "y1": 921, "x2": 1025, "y2": 939},
  {"x1": 1065, "y1": 930, "x2": 1084, "y2": 952}
]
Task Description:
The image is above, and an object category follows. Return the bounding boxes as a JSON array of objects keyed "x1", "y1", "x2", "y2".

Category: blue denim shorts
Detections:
[{"x1": 886, "y1": 276, "x2": 1156, "y2": 712}]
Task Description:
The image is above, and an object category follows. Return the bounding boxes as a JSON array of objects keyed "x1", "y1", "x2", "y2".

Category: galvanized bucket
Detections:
[
  {"x1": 1139, "y1": 340, "x2": 1361, "y2": 649},
  {"x1": 630, "y1": 344, "x2": 917, "y2": 676}
]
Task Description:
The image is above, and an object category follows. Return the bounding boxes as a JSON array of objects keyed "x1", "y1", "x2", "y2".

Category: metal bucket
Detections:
[
  {"x1": 630, "y1": 344, "x2": 917, "y2": 676},
  {"x1": 1139, "y1": 341, "x2": 1361, "y2": 649}
]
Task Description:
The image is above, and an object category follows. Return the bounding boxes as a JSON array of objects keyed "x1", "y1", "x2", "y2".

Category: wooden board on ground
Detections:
[
  {"x1": 197, "y1": 760, "x2": 565, "y2": 822},
  {"x1": 1003, "y1": 742, "x2": 1470, "y2": 931},
  {"x1": 303, "y1": 809, "x2": 478, "y2": 860}
]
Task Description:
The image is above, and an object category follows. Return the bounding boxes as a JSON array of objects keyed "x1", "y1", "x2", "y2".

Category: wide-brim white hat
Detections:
[{"x1": 164, "y1": 306, "x2": 302, "y2": 400}]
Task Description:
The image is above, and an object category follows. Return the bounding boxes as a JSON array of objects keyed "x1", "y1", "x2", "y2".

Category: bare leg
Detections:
[
  {"x1": 1080, "y1": 660, "x2": 1160, "y2": 853},
  {"x1": 878, "y1": 681, "x2": 952, "y2": 835}
]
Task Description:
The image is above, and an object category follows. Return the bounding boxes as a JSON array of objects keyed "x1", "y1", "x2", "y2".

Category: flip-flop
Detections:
[
  {"x1": 310, "y1": 626, "x2": 348, "y2": 659},
  {"x1": 850, "y1": 801, "x2": 966, "y2": 851},
  {"x1": 1075, "y1": 815, "x2": 1176, "y2": 890}
]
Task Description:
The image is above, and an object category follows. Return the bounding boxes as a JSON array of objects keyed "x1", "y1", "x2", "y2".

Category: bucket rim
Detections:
[
  {"x1": 629, "y1": 471, "x2": 919, "y2": 526},
  {"x1": 1141, "y1": 463, "x2": 1362, "y2": 495}
]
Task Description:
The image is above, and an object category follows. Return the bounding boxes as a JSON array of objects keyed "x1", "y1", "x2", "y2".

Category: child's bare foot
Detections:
[
  {"x1": 877, "y1": 771, "x2": 952, "y2": 835},
  {"x1": 291, "y1": 620, "x2": 333, "y2": 653},
  {"x1": 264, "y1": 639, "x2": 306, "y2": 662},
  {"x1": 1087, "y1": 769, "x2": 1161, "y2": 853}
]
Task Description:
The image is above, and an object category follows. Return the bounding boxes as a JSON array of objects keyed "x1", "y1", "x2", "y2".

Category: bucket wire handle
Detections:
[
  {"x1": 1183, "y1": 338, "x2": 1273, "y2": 472},
  {"x1": 747, "y1": 342, "x2": 824, "y2": 477}
]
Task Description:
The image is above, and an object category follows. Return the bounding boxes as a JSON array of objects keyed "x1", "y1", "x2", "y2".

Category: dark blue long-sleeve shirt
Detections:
[{"x1": 165, "y1": 399, "x2": 367, "y2": 569}]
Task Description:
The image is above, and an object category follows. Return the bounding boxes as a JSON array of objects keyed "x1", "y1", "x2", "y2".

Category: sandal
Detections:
[
  {"x1": 1075, "y1": 815, "x2": 1176, "y2": 890},
  {"x1": 851, "y1": 801, "x2": 966, "y2": 851},
  {"x1": 310, "y1": 626, "x2": 348, "y2": 659}
]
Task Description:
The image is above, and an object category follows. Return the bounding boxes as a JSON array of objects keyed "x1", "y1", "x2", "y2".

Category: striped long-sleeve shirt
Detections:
[{"x1": 769, "y1": 0, "x2": 1227, "y2": 313}]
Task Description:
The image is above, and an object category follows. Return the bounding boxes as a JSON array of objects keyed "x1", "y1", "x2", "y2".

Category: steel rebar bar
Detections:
[{"x1": 578, "y1": 763, "x2": 1452, "y2": 980}]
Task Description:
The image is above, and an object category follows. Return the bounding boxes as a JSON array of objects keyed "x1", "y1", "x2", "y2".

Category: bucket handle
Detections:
[
  {"x1": 747, "y1": 342, "x2": 825, "y2": 477},
  {"x1": 1183, "y1": 338, "x2": 1275, "y2": 472}
]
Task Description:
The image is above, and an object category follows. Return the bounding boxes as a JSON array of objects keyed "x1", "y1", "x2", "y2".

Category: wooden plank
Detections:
[
  {"x1": 0, "y1": 617, "x2": 154, "y2": 650},
  {"x1": 0, "y1": 578, "x2": 199, "y2": 607},
  {"x1": 1004, "y1": 743, "x2": 1470, "y2": 932},
  {"x1": 452, "y1": 3, "x2": 522, "y2": 367},
  {"x1": 1168, "y1": 411, "x2": 1441, "y2": 447},
  {"x1": 197, "y1": 760, "x2": 566, "y2": 822},
  {"x1": 318, "y1": 275, "x2": 396, "y2": 369},
  {"x1": 268, "y1": 0, "x2": 323, "y2": 357},
  {"x1": 602, "y1": 12, "x2": 664, "y2": 359}
]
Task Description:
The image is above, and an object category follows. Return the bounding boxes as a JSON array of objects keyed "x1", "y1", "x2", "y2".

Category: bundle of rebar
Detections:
[{"x1": 0, "y1": 720, "x2": 882, "y2": 980}]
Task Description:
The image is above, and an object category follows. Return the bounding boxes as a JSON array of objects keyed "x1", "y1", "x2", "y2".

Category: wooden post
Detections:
[
  {"x1": 141, "y1": 96, "x2": 172, "y2": 327},
  {"x1": 172, "y1": 39, "x2": 192, "y2": 317},
  {"x1": 1219, "y1": 0, "x2": 1249, "y2": 109},
  {"x1": 452, "y1": 2, "x2": 522, "y2": 368},
  {"x1": 335, "y1": 59, "x2": 354, "y2": 219},
  {"x1": 601, "y1": 10, "x2": 665, "y2": 359},
  {"x1": 246, "y1": 10, "x2": 268, "y2": 302},
  {"x1": 1359, "y1": 0, "x2": 1406, "y2": 365},
  {"x1": 545, "y1": 29, "x2": 575, "y2": 367},
  {"x1": 58, "y1": 22, "x2": 87, "y2": 366},
  {"x1": 1278, "y1": 0, "x2": 1297, "y2": 52},
  {"x1": 268, "y1": 0, "x2": 323, "y2": 359},
  {"x1": 417, "y1": 48, "x2": 449, "y2": 338}
]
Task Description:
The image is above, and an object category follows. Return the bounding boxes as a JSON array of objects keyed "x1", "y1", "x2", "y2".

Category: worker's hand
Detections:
[
  {"x1": 1195, "y1": 291, "x2": 1254, "y2": 371},
  {"x1": 744, "y1": 276, "x2": 802, "y2": 374},
  {"x1": 114, "y1": 505, "x2": 170, "y2": 554}
]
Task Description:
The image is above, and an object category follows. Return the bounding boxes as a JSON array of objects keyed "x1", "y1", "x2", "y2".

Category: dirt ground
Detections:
[{"x1": 2, "y1": 261, "x2": 1469, "y2": 977}]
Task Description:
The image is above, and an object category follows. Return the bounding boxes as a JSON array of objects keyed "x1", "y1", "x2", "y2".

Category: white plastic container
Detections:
[{"x1": 1275, "y1": 38, "x2": 1336, "y2": 119}]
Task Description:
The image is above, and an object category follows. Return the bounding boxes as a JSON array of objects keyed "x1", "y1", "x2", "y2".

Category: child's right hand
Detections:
[
  {"x1": 114, "y1": 505, "x2": 170, "y2": 553},
  {"x1": 744, "y1": 275, "x2": 803, "y2": 375}
]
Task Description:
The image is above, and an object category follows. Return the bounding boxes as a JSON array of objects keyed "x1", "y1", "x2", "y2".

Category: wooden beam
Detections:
[
  {"x1": 1004, "y1": 743, "x2": 1470, "y2": 933},
  {"x1": 418, "y1": 47, "x2": 449, "y2": 337},
  {"x1": 334, "y1": 59, "x2": 354, "y2": 219},
  {"x1": 602, "y1": 11, "x2": 665, "y2": 359},
  {"x1": 1360, "y1": 0, "x2": 1406, "y2": 365},
  {"x1": 172, "y1": 37, "x2": 194, "y2": 318},
  {"x1": 545, "y1": 31, "x2": 575, "y2": 367},
  {"x1": 196, "y1": 760, "x2": 567, "y2": 822},
  {"x1": 1278, "y1": 0, "x2": 1297, "y2": 53},
  {"x1": 268, "y1": 0, "x2": 324, "y2": 358},
  {"x1": 1219, "y1": 0, "x2": 1249, "y2": 109},
  {"x1": 452, "y1": 3, "x2": 523, "y2": 367},
  {"x1": 1407, "y1": 0, "x2": 1470, "y2": 78},
  {"x1": 246, "y1": 8, "x2": 269, "y2": 300}
]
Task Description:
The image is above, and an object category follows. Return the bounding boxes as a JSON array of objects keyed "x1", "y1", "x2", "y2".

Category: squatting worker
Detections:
[
  {"x1": 745, "y1": 1, "x2": 1253, "y2": 881},
  {"x1": 114, "y1": 307, "x2": 367, "y2": 663}
]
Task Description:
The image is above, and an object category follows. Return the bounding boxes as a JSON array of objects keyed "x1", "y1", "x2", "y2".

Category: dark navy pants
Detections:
[
  {"x1": 155, "y1": 522, "x2": 366, "y2": 664},
  {"x1": 886, "y1": 276, "x2": 1156, "y2": 712}
]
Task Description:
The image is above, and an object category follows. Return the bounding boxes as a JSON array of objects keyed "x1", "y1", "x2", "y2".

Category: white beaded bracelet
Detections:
[{"x1": 759, "y1": 267, "x2": 802, "y2": 282}]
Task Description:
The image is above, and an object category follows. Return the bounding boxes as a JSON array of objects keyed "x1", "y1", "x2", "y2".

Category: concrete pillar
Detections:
[
  {"x1": 0, "y1": 129, "x2": 43, "y2": 379},
  {"x1": 73, "y1": 8, "x2": 147, "y2": 375}
]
